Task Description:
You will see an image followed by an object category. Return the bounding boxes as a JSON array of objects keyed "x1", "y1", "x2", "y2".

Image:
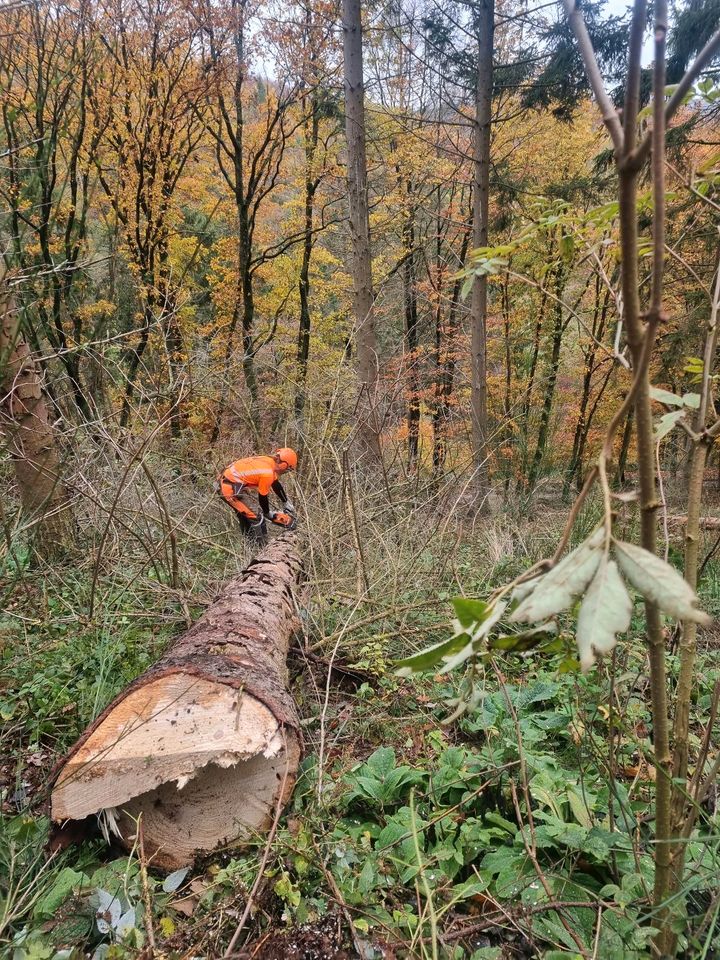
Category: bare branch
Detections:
[
  {"x1": 561, "y1": 0, "x2": 624, "y2": 153},
  {"x1": 632, "y1": 28, "x2": 720, "y2": 169}
]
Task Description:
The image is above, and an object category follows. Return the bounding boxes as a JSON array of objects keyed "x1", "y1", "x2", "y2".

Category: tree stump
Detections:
[{"x1": 51, "y1": 534, "x2": 303, "y2": 869}]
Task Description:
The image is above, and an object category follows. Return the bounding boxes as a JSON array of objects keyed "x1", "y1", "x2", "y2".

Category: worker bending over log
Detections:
[{"x1": 219, "y1": 447, "x2": 298, "y2": 542}]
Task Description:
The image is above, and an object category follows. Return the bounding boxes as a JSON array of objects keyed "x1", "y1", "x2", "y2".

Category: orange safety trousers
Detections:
[{"x1": 219, "y1": 478, "x2": 259, "y2": 521}]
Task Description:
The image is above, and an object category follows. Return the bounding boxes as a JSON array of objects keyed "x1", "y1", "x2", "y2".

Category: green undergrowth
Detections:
[{"x1": 2, "y1": 502, "x2": 720, "y2": 958}]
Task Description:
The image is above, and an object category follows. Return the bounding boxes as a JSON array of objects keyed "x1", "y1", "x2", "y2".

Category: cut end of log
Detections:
[{"x1": 51, "y1": 673, "x2": 300, "y2": 869}]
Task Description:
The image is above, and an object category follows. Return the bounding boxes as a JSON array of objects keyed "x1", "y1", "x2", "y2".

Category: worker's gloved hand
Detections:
[{"x1": 284, "y1": 500, "x2": 296, "y2": 514}]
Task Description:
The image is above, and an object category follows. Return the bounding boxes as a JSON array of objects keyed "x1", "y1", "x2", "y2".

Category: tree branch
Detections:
[{"x1": 561, "y1": 0, "x2": 624, "y2": 153}]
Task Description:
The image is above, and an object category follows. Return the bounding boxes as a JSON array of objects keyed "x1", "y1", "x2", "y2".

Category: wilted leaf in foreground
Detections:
[
  {"x1": 614, "y1": 539, "x2": 710, "y2": 624},
  {"x1": 576, "y1": 558, "x2": 632, "y2": 671},
  {"x1": 510, "y1": 527, "x2": 604, "y2": 624}
]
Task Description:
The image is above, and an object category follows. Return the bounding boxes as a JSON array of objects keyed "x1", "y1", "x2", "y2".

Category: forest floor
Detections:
[{"x1": 2, "y1": 457, "x2": 720, "y2": 959}]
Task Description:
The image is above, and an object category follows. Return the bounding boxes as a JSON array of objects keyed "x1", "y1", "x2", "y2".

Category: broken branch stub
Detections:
[{"x1": 51, "y1": 534, "x2": 303, "y2": 870}]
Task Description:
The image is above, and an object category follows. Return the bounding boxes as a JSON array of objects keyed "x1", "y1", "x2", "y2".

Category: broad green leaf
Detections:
[
  {"x1": 682, "y1": 392, "x2": 700, "y2": 409},
  {"x1": 655, "y1": 409, "x2": 685, "y2": 441},
  {"x1": 453, "y1": 876, "x2": 490, "y2": 900},
  {"x1": 394, "y1": 632, "x2": 470, "y2": 675},
  {"x1": 614, "y1": 540, "x2": 711, "y2": 624},
  {"x1": 650, "y1": 386, "x2": 684, "y2": 407},
  {"x1": 510, "y1": 527, "x2": 604, "y2": 624},
  {"x1": 530, "y1": 784, "x2": 563, "y2": 818},
  {"x1": 436, "y1": 638, "x2": 475, "y2": 673},
  {"x1": 490, "y1": 622, "x2": 557, "y2": 651},
  {"x1": 162, "y1": 867, "x2": 189, "y2": 893},
  {"x1": 365, "y1": 747, "x2": 396, "y2": 779},
  {"x1": 452, "y1": 597, "x2": 489, "y2": 629},
  {"x1": 559, "y1": 233, "x2": 574, "y2": 260},
  {"x1": 576, "y1": 558, "x2": 632, "y2": 671},
  {"x1": 484, "y1": 811, "x2": 516, "y2": 833},
  {"x1": 33, "y1": 868, "x2": 90, "y2": 920},
  {"x1": 439, "y1": 602, "x2": 506, "y2": 675},
  {"x1": 566, "y1": 785, "x2": 593, "y2": 829}
]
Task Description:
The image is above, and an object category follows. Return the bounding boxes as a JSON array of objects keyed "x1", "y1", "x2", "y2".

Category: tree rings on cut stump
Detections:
[{"x1": 51, "y1": 673, "x2": 300, "y2": 869}]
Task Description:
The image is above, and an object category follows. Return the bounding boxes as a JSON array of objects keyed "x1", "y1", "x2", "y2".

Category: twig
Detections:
[
  {"x1": 510, "y1": 783, "x2": 591, "y2": 959},
  {"x1": 223, "y1": 745, "x2": 291, "y2": 957},
  {"x1": 561, "y1": 0, "x2": 623, "y2": 152},
  {"x1": 138, "y1": 816, "x2": 157, "y2": 955}
]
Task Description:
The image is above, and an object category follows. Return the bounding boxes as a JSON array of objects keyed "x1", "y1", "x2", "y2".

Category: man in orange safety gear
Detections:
[{"x1": 218, "y1": 447, "x2": 298, "y2": 541}]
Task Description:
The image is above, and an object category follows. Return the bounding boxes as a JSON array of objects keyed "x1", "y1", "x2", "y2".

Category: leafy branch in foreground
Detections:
[{"x1": 395, "y1": 522, "x2": 709, "y2": 687}]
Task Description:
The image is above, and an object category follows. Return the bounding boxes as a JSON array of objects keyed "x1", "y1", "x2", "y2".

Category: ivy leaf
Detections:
[
  {"x1": 576, "y1": 558, "x2": 632, "y2": 672},
  {"x1": 510, "y1": 528, "x2": 604, "y2": 624},
  {"x1": 614, "y1": 540, "x2": 711, "y2": 624},
  {"x1": 115, "y1": 907, "x2": 136, "y2": 939},
  {"x1": 92, "y1": 888, "x2": 122, "y2": 934}
]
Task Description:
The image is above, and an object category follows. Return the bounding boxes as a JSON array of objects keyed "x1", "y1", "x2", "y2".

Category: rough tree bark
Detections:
[
  {"x1": 469, "y1": 0, "x2": 494, "y2": 501},
  {"x1": 0, "y1": 280, "x2": 74, "y2": 556},
  {"x1": 51, "y1": 534, "x2": 303, "y2": 870},
  {"x1": 343, "y1": 0, "x2": 381, "y2": 460}
]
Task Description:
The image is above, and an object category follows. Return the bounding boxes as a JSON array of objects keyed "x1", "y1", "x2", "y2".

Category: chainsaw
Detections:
[{"x1": 269, "y1": 510, "x2": 297, "y2": 531}]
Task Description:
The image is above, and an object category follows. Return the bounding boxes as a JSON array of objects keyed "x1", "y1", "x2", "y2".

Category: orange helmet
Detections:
[{"x1": 274, "y1": 447, "x2": 298, "y2": 470}]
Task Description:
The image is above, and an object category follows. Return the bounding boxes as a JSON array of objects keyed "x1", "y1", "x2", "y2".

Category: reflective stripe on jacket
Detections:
[{"x1": 221, "y1": 456, "x2": 279, "y2": 496}]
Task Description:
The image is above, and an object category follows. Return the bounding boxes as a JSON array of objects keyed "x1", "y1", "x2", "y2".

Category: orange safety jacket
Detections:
[{"x1": 221, "y1": 455, "x2": 283, "y2": 496}]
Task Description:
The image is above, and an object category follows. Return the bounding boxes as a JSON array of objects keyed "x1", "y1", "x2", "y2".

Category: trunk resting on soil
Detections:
[{"x1": 50, "y1": 534, "x2": 303, "y2": 869}]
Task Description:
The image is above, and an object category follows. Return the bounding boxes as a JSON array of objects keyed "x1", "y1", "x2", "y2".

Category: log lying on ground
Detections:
[{"x1": 51, "y1": 534, "x2": 303, "y2": 870}]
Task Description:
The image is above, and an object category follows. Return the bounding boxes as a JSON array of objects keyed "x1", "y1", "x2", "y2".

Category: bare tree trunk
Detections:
[
  {"x1": 433, "y1": 227, "x2": 470, "y2": 474},
  {"x1": 469, "y1": 0, "x2": 494, "y2": 501},
  {"x1": 342, "y1": 0, "x2": 381, "y2": 460},
  {"x1": 51, "y1": 534, "x2": 303, "y2": 870},
  {"x1": 295, "y1": 88, "x2": 319, "y2": 424},
  {"x1": 501, "y1": 271, "x2": 512, "y2": 494},
  {"x1": 562, "y1": 282, "x2": 611, "y2": 498},
  {"x1": 0, "y1": 282, "x2": 73, "y2": 556},
  {"x1": 615, "y1": 408, "x2": 633, "y2": 487},
  {"x1": 518, "y1": 258, "x2": 553, "y2": 476},
  {"x1": 402, "y1": 190, "x2": 420, "y2": 466},
  {"x1": 527, "y1": 260, "x2": 567, "y2": 495}
]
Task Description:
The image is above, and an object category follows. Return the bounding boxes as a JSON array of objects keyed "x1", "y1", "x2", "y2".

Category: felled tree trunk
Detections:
[
  {"x1": 51, "y1": 535, "x2": 303, "y2": 870},
  {"x1": 0, "y1": 278, "x2": 74, "y2": 556}
]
